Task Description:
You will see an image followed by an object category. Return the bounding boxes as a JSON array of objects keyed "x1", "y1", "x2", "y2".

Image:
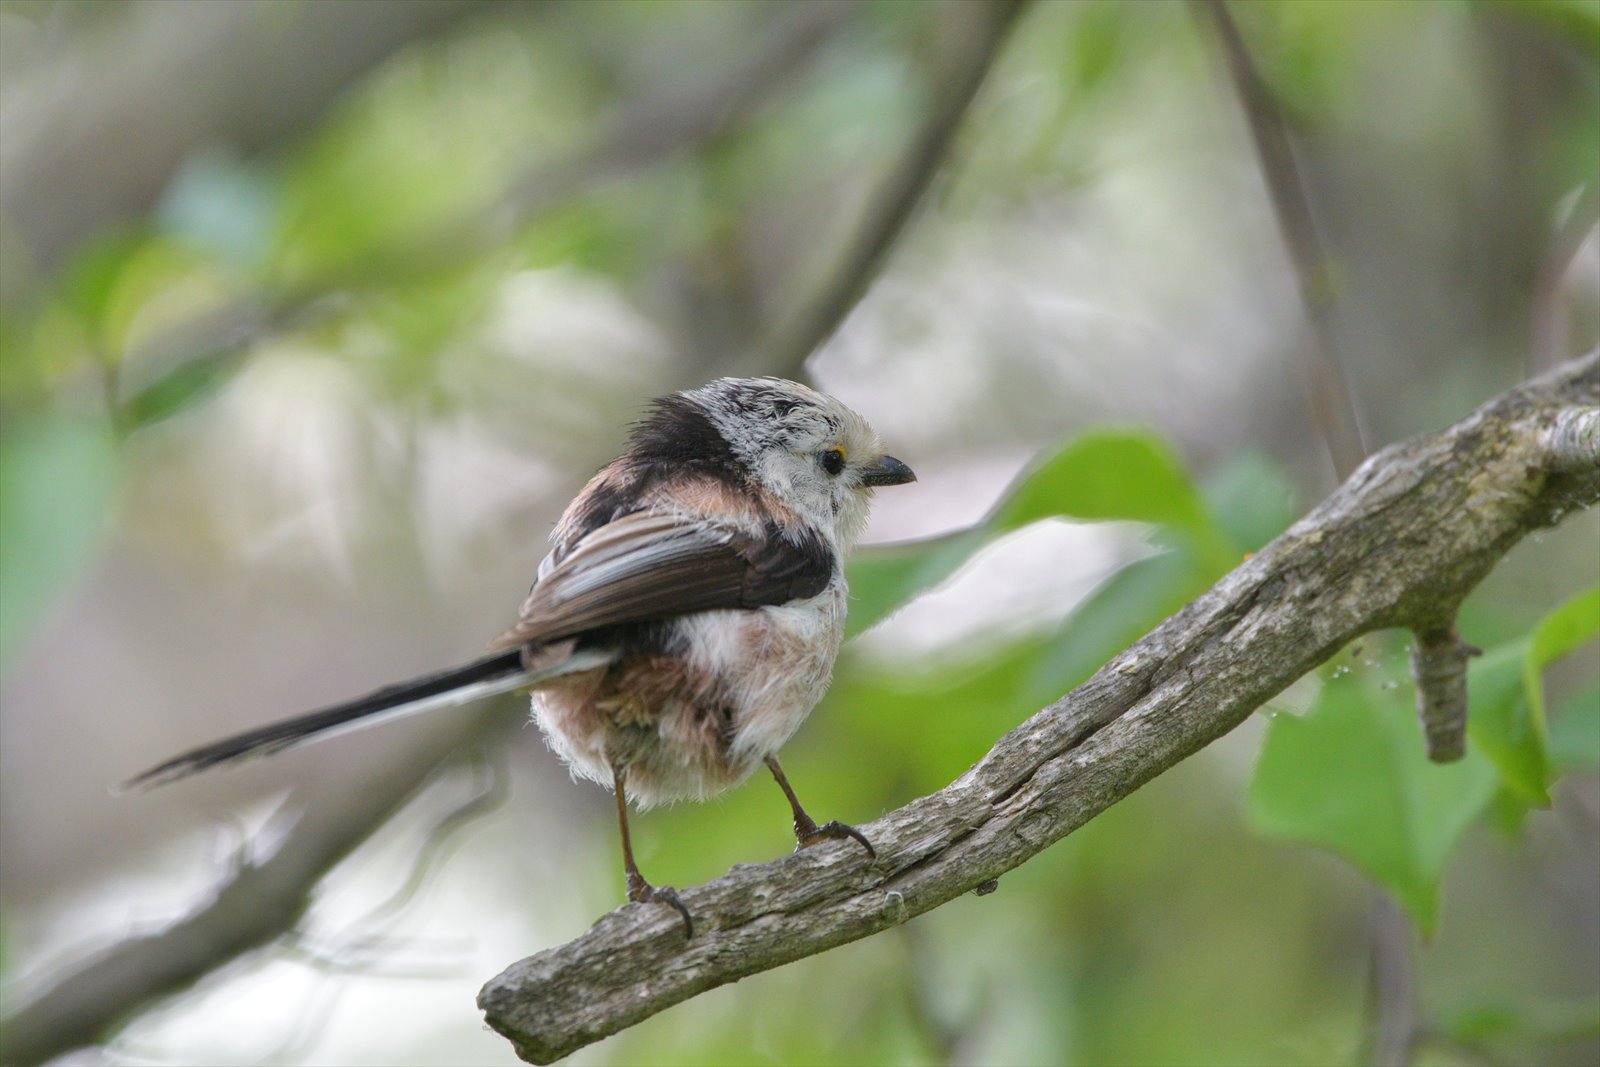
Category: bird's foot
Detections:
[
  {"x1": 794, "y1": 817, "x2": 876, "y2": 859},
  {"x1": 626, "y1": 871, "x2": 693, "y2": 938}
]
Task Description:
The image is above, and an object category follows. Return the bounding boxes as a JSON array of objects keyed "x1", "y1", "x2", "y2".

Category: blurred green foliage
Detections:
[{"x1": 0, "y1": 414, "x2": 117, "y2": 668}]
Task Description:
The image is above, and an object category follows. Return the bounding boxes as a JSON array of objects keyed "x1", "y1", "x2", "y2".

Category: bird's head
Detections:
[{"x1": 679, "y1": 377, "x2": 915, "y2": 549}]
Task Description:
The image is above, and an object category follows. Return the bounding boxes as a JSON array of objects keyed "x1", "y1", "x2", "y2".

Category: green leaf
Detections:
[
  {"x1": 846, "y1": 429, "x2": 1273, "y2": 647},
  {"x1": 1249, "y1": 666, "x2": 1498, "y2": 933},
  {"x1": 96, "y1": 238, "x2": 230, "y2": 359},
  {"x1": 46, "y1": 229, "x2": 237, "y2": 386},
  {"x1": 844, "y1": 527, "x2": 988, "y2": 639},
  {"x1": 1400, "y1": 704, "x2": 1499, "y2": 880},
  {"x1": 1025, "y1": 546, "x2": 1212, "y2": 703},
  {"x1": 269, "y1": 28, "x2": 588, "y2": 287},
  {"x1": 830, "y1": 636, "x2": 1053, "y2": 789},
  {"x1": 0, "y1": 415, "x2": 118, "y2": 667},
  {"x1": 1529, "y1": 585, "x2": 1600, "y2": 668},
  {"x1": 1468, "y1": 640, "x2": 1549, "y2": 806},
  {"x1": 1200, "y1": 450, "x2": 1298, "y2": 554},
  {"x1": 1522, "y1": 585, "x2": 1599, "y2": 773},
  {"x1": 1064, "y1": 1, "x2": 1133, "y2": 99},
  {"x1": 1482, "y1": 785, "x2": 1534, "y2": 837},
  {"x1": 1465, "y1": 587, "x2": 1598, "y2": 807},
  {"x1": 1528, "y1": 584, "x2": 1599, "y2": 674},
  {"x1": 59, "y1": 230, "x2": 150, "y2": 344},
  {"x1": 118, "y1": 350, "x2": 245, "y2": 432},
  {"x1": 991, "y1": 429, "x2": 1210, "y2": 538}
]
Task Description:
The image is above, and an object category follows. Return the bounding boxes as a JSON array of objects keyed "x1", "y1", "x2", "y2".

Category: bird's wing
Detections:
[{"x1": 490, "y1": 509, "x2": 834, "y2": 650}]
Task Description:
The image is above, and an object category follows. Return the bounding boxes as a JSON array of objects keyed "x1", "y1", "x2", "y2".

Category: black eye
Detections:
[{"x1": 819, "y1": 449, "x2": 845, "y2": 476}]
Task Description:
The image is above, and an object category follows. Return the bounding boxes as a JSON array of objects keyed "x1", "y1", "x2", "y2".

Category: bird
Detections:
[{"x1": 121, "y1": 377, "x2": 916, "y2": 936}]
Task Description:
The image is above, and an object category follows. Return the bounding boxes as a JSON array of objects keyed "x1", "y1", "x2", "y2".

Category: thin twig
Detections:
[
  {"x1": 760, "y1": 0, "x2": 1031, "y2": 380},
  {"x1": 1196, "y1": 0, "x2": 1368, "y2": 480},
  {"x1": 278, "y1": 931, "x2": 476, "y2": 980}
]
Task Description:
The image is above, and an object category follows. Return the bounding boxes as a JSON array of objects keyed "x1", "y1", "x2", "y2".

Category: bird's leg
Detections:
[
  {"x1": 612, "y1": 766, "x2": 693, "y2": 937},
  {"x1": 764, "y1": 755, "x2": 875, "y2": 858}
]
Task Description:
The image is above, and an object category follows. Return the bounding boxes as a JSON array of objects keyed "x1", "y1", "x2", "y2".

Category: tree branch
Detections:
[
  {"x1": 1196, "y1": 0, "x2": 1368, "y2": 480},
  {"x1": 1366, "y1": 889, "x2": 1419, "y2": 1067},
  {"x1": 478, "y1": 350, "x2": 1600, "y2": 1064},
  {"x1": 756, "y1": 0, "x2": 1030, "y2": 379}
]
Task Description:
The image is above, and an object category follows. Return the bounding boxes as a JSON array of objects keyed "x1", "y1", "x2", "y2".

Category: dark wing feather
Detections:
[{"x1": 490, "y1": 510, "x2": 833, "y2": 651}]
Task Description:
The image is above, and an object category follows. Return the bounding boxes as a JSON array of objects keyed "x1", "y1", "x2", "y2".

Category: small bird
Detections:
[{"x1": 122, "y1": 377, "x2": 915, "y2": 935}]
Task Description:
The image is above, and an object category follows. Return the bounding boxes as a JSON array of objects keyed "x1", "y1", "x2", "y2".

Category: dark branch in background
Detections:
[
  {"x1": 1191, "y1": 39, "x2": 1595, "y2": 1057},
  {"x1": 479, "y1": 352, "x2": 1599, "y2": 1064},
  {"x1": 1197, "y1": 0, "x2": 1519, "y2": 780},
  {"x1": 756, "y1": 0, "x2": 1031, "y2": 380},
  {"x1": 0, "y1": 704, "x2": 521, "y2": 1067},
  {"x1": 1366, "y1": 890, "x2": 1419, "y2": 1067},
  {"x1": 1195, "y1": 0, "x2": 1367, "y2": 480}
]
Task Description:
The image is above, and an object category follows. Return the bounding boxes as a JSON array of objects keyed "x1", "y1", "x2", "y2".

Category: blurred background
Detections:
[{"x1": 1, "y1": 1, "x2": 1596, "y2": 1064}]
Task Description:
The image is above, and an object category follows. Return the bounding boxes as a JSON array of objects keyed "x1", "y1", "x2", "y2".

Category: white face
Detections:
[{"x1": 692, "y1": 379, "x2": 912, "y2": 550}]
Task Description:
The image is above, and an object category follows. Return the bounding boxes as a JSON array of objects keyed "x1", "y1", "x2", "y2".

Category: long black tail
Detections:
[{"x1": 118, "y1": 646, "x2": 614, "y2": 793}]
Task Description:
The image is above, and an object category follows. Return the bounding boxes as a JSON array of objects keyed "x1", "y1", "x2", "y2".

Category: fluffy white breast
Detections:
[{"x1": 684, "y1": 580, "x2": 846, "y2": 765}]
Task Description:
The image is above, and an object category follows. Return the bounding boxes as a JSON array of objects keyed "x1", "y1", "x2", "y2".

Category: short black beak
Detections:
[{"x1": 860, "y1": 455, "x2": 916, "y2": 487}]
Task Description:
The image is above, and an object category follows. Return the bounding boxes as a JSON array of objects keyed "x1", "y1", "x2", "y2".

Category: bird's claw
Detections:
[
  {"x1": 796, "y1": 818, "x2": 876, "y2": 859},
  {"x1": 627, "y1": 873, "x2": 693, "y2": 938}
]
